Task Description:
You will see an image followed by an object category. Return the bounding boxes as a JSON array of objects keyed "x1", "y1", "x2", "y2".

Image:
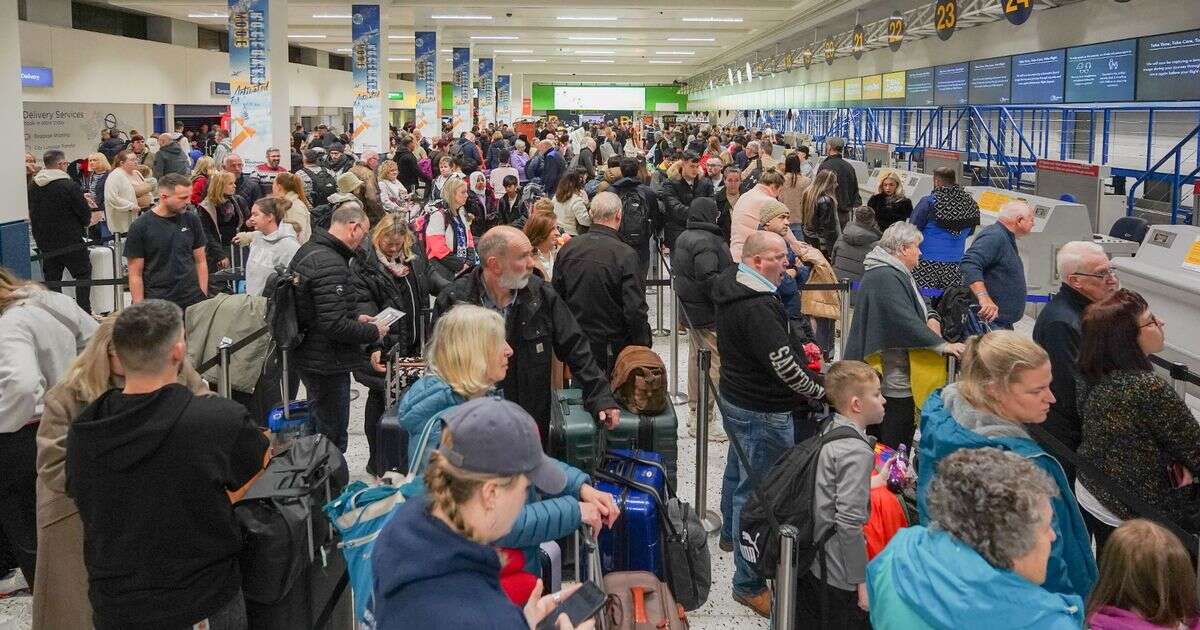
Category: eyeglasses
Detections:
[
  {"x1": 1139, "y1": 314, "x2": 1165, "y2": 329},
  {"x1": 1070, "y1": 269, "x2": 1117, "y2": 280}
]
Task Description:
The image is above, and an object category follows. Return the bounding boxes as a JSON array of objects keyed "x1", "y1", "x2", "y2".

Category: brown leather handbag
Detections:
[{"x1": 602, "y1": 571, "x2": 690, "y2": 630}]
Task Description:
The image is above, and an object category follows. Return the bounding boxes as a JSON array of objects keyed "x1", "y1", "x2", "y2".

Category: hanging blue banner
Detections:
[
  {"x1": 228, "y1": 0, "x2": 272, "y2": 170},
  {"x1": 477, "y1": 58, "x2": 495, "y2": 131},
  {"x1": 351, "y1": 5, "x2": 383, "y2": 154},
  {"x1": 415, "y1": 31, "x2": 438, "y2": 136},
  {"x1": 452, "y1": 48, "x2": 472, "y2": 136},
  {"x1": 496, "y1": 74, "x2": 512, "y2": 125}
]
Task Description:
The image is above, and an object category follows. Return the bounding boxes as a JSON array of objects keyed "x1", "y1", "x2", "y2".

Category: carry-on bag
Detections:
[
  {"x1": 375, "y1": 348, "x2": 426, "y2": 474},
  {"x1": 579, "y1": 527, "x2": 690, "y2": 630},
  {"x1": 323, "y1": 481, "x2": 406, "y2": 628},
  {"x1": 548, "y1": 389, "x2": 679, "y2": 488},
  {"x1": 594, "y1": 452, "x2": 666, "y2": 578}
]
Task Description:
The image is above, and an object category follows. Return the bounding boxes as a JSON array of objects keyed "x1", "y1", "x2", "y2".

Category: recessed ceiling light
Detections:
[
  {"x1": 471, "y1": 35, "x2": 519, "y2": 40},
  {"x1": 556, "y1": 16, "x2": 618, "y2": 21},
  {"x1": 648, "y1": 60, "x2": 683, "y2": 64},
  {"x1": 681, "y1": 17, "x2": 743, "y2": 22},
  {"x1": 493, "y1": 49, "x2": 533, "y2": 53},
  {"x1": 512, "y1": 59, "x2": 546, "y2": 63},
  {"x1": 441, "y1": 49, "x2": 453, "y2": 52},
  {"x1": 188, "y1": 12, "x2": 227, "y2": 18},
  {"x1": 335, "y1": 48, "x2": 352, "y2": 52},
  {"x1": 656, "y1": 51, "x2": 694, "y2": 55},
  {"x1": 567, "y1": 36, "x2": 618, "y2": 41},
  {"x1": 579, "y1": 59, "x2": 615, "y2": 63},
  {"x1": 575, "y1": 50, "x2": 616, "y2": 55},
  {"x1": 388, "y1": 35, "x2": 415, "y2": 39},
  {"x1": 288, "y1": 34, "x2": 327, "y2": 39},
  {"x1": 312, "y1": 13, "x2": 351, "y2": 19},
  {"x1": 388, "y1": 57, "x2": 411, "y2": 62},
  {"x1": 667, "y1": 37, "x2": 715, "y2": 42},
  {"x1": 431, "y1": 15, "x2": 492, "y2": 20}
]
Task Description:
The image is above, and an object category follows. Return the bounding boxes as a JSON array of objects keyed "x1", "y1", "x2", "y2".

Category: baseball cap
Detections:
[{"x1": 439, "y1": 399, "x2": 567, "y2": 494}]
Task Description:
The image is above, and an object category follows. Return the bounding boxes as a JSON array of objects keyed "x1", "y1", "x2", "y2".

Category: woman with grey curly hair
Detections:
[
  {"x1": 915, "y1": 330, "x2": 1097, "y2": 602},
  {"x1": 867, "y1": 448, "x2": 1086, "y2": 629}
]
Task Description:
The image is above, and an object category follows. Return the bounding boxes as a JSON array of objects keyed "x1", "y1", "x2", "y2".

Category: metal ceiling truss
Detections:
[{"x1": 686, "y1": 0, "x2": 1082, "y2": 95}]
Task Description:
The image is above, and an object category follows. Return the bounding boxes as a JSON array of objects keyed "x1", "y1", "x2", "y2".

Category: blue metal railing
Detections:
[{"x1": 1126, "y1": 122, "x2": 1200, "y2": 224}]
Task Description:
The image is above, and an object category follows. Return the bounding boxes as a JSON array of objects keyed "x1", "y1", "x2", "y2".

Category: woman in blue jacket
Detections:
[
  {"x1": 396, "y1": 304, "x2": 617, "y2": 575},
  {"x1": 909, "y1": 166, "x2": 979, "y2": 290},
  {"x1": 916, "y1": 330, "x2": 1097, "y2": 601}
]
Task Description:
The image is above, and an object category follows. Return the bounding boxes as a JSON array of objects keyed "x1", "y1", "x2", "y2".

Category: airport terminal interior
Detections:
[{"x1": 3, "y1": 0, "x2": 1200, "y2": 628}]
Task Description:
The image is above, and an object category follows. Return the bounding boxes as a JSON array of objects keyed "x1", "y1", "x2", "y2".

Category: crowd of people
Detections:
[{"x1": 5, "y1": 117, "x2": 1198, "y2": 630}]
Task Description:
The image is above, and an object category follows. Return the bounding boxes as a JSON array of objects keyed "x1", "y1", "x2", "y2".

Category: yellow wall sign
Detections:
[
  {"x1": 977, "y1": 190, "x2": 1013, "y2": 214},
  {"x1": 844, "y1": 77, "x2": 862, "y2": 101},
  {"x1": 829, "y1": 80, "x2": 845, "y2": 102},
  {"x1": 862, "y1": 74, "x2": 883, "y2": 100},
  {"x1": 882, "y1": 71, "x2": 906, "y2": 99}
]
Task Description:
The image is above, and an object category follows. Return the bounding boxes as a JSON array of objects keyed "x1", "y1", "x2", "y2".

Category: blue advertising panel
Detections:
[
  {"x1": 452, "y1": 47, "x2": 471, "y2": 136},
  {"x1": 1011, "y1": 49, "x2": 1065, "y2": 104},
  {"x1": 477, "y1": 58, "x2": 495, "y2": 130},
  {"x1": 496, "y1": 74, "x2": 512, "y2": 124},
  {"x1": 415, "y1": 31, "x2": 438, "y2": 135},
  {"x1": 351, "y1": 4, "x2": 382, "y2": 154},
  {"x1": 228, "y1": 0, "x2": 272, "y2": 170}
]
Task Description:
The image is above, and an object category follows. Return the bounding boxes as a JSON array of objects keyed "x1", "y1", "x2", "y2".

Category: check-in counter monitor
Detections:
[
  {"x1": 861, "y1": 168, "x2": 934, "y2": 205},
  {"x1": 1113, "y1": 225, "x2": 1200, "y2": 375}
]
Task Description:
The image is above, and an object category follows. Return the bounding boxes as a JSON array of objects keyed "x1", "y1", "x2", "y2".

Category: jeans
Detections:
[
  {"x1": 298, "y1": 371, "x2": 352, "y2": 452},
  {"x1": 42, "y1": 247, "x2": 93, "y2": 314},
  {"x1": 0, "y1": 425, "x2": 38, "y2": 586},
  {"x1": 718, "y1": 394, "x2": 794, "y2": 596}
]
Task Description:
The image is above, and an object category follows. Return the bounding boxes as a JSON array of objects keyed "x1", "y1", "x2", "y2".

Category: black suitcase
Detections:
[
  {"x1": 246, "y1": 543, "x2": 353, "y2": 630},
  {"x1": 376, "y1": 348, "x2": 425, "y2": 474}
]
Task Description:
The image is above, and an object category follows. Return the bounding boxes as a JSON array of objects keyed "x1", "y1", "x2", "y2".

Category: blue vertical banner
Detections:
[
  {"x1": 414, "y1": 31, "x2": 438, "y2": 136},
  {"x1": 496, "y1": 74, "x2": 512, "y2": 125},
  {"x1": 452, "y1": 47, "x2": 472, "y2": 136},
  {"x1": 351, "y1": 5, "x2": 383, "y2": 154},
  {"x1": 477, "y1": 58, "x2": 495, "y2": 131},
  {"x1": 228, "y1": 0, "x2": 272, "y2": 168}
]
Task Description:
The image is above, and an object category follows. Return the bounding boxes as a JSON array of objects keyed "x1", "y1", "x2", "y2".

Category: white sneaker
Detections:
[
  {"x1": 0, "y1": 569, "x2": 29, "y2": 599},
  {"x1": 708, "y1": 423, "x2": 728, "y2": 442}
]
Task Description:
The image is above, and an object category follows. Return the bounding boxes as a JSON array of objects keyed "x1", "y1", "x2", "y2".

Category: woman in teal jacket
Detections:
[
  {"x1": 916, "y1": 331, "x2": 1097, "y2": 601},
  {"x1": 869, "y1": 448, "x2": 1085, "y2": 629},
  {"x1": 396, "y1": 304, "x2": 617, "y2": 573}
]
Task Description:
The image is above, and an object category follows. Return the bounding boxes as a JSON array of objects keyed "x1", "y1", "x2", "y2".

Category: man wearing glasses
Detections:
[{"x1": 1032, "y1": 240, "x2": 1121, "y2": 483}]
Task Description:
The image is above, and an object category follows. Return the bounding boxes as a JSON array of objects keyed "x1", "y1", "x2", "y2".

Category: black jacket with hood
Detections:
[
  {"x1": 433, "y1": 267, "x2": 617, "y2": 438},
  {"x1": 551, "y1": 224, "x2": 651, "y2": 354},
  {"x1": 832, "y1": 221, "x2": 882, "y2": 282},
  {"x1": 608, "y1": 176, "x2": 661, "y2": 248},
  {"x1": 66, "y1": 384, "x2": 268, "y2": 630},
  {"x1": 713, "y1": 265, "x2": 825, "y2": 412},
  {"x1": 672, "y1": 197, "x2": 735, "y2": 329},
  {"x1": 28, "y1": 169, "x2": 92, "y2": 256},
  {"x1": 351, "y1": 245, "x2": 430, "y2": 389},
  {"x1": 661, "y1": 174, "x2": 714, "y2": 249}
]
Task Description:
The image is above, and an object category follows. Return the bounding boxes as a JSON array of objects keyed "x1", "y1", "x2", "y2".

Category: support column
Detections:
[
  {"x1": 2, "y1": 0, "x2": 31, "y2": 276},
  {"x1": 351, "y1": 3, "x2": 387, "y2": 156},
  {"x1": 227, "y1": 0, "x2": 290, "y2": 172},
  {"x1": 147, "y1": 16, "x2": 199, "y2": 48}
]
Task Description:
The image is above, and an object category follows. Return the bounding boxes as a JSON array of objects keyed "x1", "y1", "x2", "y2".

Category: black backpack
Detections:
[
  {"x1": 934, "y1": 285, "x2": 988, "y2": 343},
  {"x1": 733, "y1": 418, "x2": 868, "y2": 580},
  {"x1": 616, "y1": 187, "x2": 651, "y2": 249},
  {"x1": 303, "y1": 167, "x2": 337, "y2": 208},
  {"x1": 739, "y1": 156, "x2": 764, "y2": 194}
]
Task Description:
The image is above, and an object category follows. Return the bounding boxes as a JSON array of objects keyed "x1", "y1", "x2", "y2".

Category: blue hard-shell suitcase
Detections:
[{"x1": 593, "y1": 449, "x2": 669, "y2": 579}]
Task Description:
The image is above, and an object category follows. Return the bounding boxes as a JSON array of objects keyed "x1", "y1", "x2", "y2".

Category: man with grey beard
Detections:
[{"x1": 433, "y1": 225, "x2": 619, "y2": 443}]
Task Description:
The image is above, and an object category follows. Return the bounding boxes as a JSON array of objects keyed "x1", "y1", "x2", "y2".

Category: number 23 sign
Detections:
[{"x1": 935, "y1": 0, "x2": 957, "y2": 41}]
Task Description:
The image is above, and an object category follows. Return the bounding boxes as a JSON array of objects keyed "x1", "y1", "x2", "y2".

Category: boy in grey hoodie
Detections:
[{"x1": 797, "y1": 360, "x2": 884, "y2": 629}]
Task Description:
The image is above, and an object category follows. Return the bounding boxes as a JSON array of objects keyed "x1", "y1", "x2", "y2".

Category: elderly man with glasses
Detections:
[{"x1": 1031, "y1": 240, "x2": 1121, "y2": 484}]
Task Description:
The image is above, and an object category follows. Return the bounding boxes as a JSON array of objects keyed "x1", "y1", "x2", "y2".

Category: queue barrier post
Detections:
[
  {"x1": 772, "y1": 524, "x2": 799, "y2": 630},
  {"x1": 947, "y1": 355, "x2": 958, "y2": 382},
  {"x1": 652, "y1": 240, "x2": 670, "y2": 337},
  {"x1": 112, "y1": 232, "x2": 125, "y2": 310},
  {"x1": 836, "y1": 279, "x2": 851, "y2": 360},
  {"x1": 1170, "y1": 361, "x2": 1189, "y2": 399},
  {"x1": 669, "y1": 290, "x2": 688, "y2": 405},
  {"x1": 694, "y1": 351, "x2": 721, "y2": 533},
  {"x1": 217, "y1": 336, "x2": 233, "y2": 398}
]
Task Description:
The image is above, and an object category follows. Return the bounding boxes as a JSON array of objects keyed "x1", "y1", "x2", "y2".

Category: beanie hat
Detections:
[
  {"x1": 758, "y1": 199, "x2": 790, "y2": 226},
  {"x1": 336, "y1": 171, "x2": 364, "y2": 193}
]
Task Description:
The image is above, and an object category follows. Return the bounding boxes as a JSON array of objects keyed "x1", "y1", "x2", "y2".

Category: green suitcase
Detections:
[{"x1": 548, "y1": 389, "x2": 678, "y2": 489}]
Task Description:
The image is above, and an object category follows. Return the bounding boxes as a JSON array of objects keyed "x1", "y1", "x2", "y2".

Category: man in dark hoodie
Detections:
[
  {"x1": 713, "y1": 230, "x2": 825, "y2": 618},
  {"x1": 609, "y1": 157, "x2": 661, "y2": 280},
  {"x1": 66, "y1": 300, "x2": 268, "y2": 630},
  {"x1": 151, "y1": 133, "x2": 190, "y2": 178},
  {"x1": 28, "y1": 150, "x2": 97, "y2": 313}
]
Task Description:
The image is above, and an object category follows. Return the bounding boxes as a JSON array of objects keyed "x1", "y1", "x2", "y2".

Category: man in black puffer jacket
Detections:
[
  {"x1": 608, "y1": 157, "x2": 661, "y2": 280},
  {"x1": 672, "y1": 196, "x2": 735, "y2": 438},
  {"x1": 289, "y1": 202, "x2": 388, "y2": 451},
  {"x1": 661, "y1": 151, "x2": 714, "y2": 250}
]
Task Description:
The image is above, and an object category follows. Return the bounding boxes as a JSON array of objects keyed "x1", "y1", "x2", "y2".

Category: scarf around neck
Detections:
[{"x1": 931, "y1": 184, "x2": 980, "y2": 234}]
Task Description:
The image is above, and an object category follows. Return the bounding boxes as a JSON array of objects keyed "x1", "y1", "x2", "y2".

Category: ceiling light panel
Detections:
[
  {"x1": 556, "y1": 16, "x2": 618, "y2": 21},
  {"x1": 680, "y1": 17, "x2": 743, "y2": 22},
  {"x1": 431, "y1": 15, "x2": 492, "y2": 20}
]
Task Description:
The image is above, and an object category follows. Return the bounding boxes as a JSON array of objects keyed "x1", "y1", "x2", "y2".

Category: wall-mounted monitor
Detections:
[
  {"x1": 905, "y1": 67, "x2": 934, "y2": 107},
  {"x1": 861, "y1": 75, "x2": 882, "y2": 101},
  {"x1": 1137, "y1": 29, "x2": 1200, "y2": 102},
  {"x1": 935, "y1": 62, "x2": 969, "y2": 106},
  {"x1": 882, "y1": 71, "x2": 906, "y2": 101},
  {"x1": 828, "y1": 79, "x2": 845, "y2": 104},
  {"x1": 1065, "y1": 38, "x2": 1136, "y2": 103},
  {"x1": 844, "y1": 77, "x2": 862, "y2": 102},
  {"x1": 1011, "y1": 49, "x2": 1065, "y2": 104},
  {"x1": 553, "y1": 86, "x2": 646, "y2": 110},
  {"x1": 969, "y1": 56, "x2": 1011, "y2": 105}
]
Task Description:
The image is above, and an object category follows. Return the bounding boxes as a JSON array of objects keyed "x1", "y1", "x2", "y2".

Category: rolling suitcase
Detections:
[
  {"x1": 376, "y1": 347, "x2": 426, "y2": 475},
  {"x1": 266, "y1": 349, "x2": 310, "y2": 446},
  {"x1": 63, "y1": 244, "x2": 120, "y2": 314},
  {"x1": 538, "y1": 541, "x2": 562, "y2": 594},
  {"x1": 592, "y1": 450, "x2": 667, "y2": 579},
  {"x1": 548, "y1": 389, "x2": 678, "y2": 488}
]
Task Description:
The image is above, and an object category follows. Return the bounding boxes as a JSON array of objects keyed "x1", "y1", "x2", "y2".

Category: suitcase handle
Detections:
[
  {"x1": 631, "y1": 587, "x2": 648, "y2": 624},
  {"x1": 590, "y1": 469, "x2": 681, "y2": 540},
  {"x1": 601, "y1": 451, "x2": 676, "y2": 498}
]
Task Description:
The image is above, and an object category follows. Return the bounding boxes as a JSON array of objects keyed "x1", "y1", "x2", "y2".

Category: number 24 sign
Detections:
[{"x1": 1000, "y1": 0, "x2": 1033, "y2": 25}]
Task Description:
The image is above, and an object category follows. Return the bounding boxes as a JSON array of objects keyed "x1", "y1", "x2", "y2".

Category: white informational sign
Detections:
[
  {"x1": 23, "y1": 102, "x2": 147, "y2": 162},
  {"x1": 553, "y1": 86, "x2": 646, "y2": 111}
]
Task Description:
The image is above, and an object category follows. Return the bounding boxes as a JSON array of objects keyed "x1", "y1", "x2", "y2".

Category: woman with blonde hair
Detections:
[
  {"x1": 377, "y1": 159, "x2": 410, "y2": 216},
  {"x1": 0, "y1": 266, "x2": 97, "y2": 607},
  {"x1": 32, "y1": 315, "x2": 207, "y2": 629},
  {"x1": 350, "y1": 213, "x2": 429, "y2": 476},
  {"x1": 351, "y1": 164, "x2": 387, "y2": 225},
  {"x1": 1086, "y1": 519, "x2": 1200, "y2": 629},
  {"x1": 272, "y1": 171, "x2": 311, "y2": 244},
  {"x1": 867, "y1": 171, "x2": 913, "y2": 232},
  {"x1": 392, "y1": 306, "x2": 615, "y2": 585},
  {"x1": 373, "y1": 398, "x2": 598, "y2": 630},
  {"x1": 917, "y1": 329, "x2": 1097, "y2": 601},
  {"x1": 423, "y1": 177, "x2": 476, "y2": 293},
  {"x1": 189, "y1": 156, "x2": 217, "y2": 205},
  {"x1": 198, "y1": 171, "x2": 246, "y2": 270}
]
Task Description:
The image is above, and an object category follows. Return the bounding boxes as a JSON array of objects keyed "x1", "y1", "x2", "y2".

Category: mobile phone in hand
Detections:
[{"x1": 535, "y1": 582, "x2": 606, "y2": 630}]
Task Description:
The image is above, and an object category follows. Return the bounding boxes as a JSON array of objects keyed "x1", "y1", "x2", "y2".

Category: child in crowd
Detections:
[
  {"x1": 795, "y1": 360, "x2": 885, "y2": 629},
  {"x1": 1086, "y1": 519, "x2": 1200, "y2": 630}
]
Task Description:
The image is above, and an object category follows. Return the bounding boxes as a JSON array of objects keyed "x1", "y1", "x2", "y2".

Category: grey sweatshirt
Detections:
[{"x1": 810, "y1": 413, "x2": 876, "y2": 591}]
